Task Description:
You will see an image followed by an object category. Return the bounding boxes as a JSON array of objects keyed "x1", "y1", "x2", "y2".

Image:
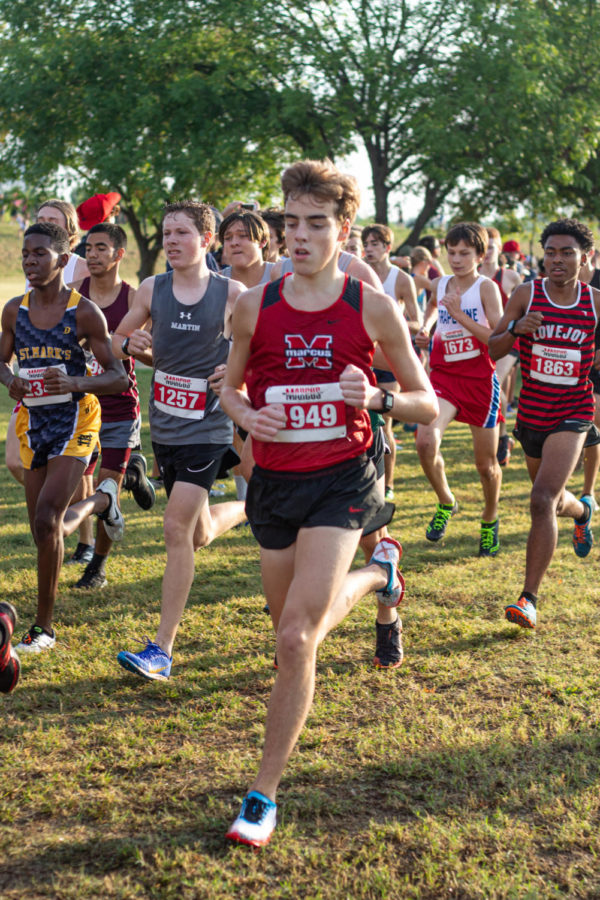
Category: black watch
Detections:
[
  {"x1": 121, "y1": 336, "x2": 131, "y2": 356},
  {"x1": 378, "y1": 389, "x2": 394, "y2": 413},
  {"x1": 507, "y1": 319, "x2": 519, "y2": 337}
]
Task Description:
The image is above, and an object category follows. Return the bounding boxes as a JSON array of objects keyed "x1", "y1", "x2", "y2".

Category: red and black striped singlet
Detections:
[{"x1": 518, "y1": 278, "x2": 596, "y2": 430}]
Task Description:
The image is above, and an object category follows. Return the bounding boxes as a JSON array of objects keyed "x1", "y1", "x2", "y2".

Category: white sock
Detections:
[{"x1": 234, "y1": 475, "x2": 247, "y2": 501}]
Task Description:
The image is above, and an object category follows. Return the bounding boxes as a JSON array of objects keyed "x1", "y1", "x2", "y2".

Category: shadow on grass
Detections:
[{"x1": 2, "y1": 724, "x2": 600, "y2": 890}]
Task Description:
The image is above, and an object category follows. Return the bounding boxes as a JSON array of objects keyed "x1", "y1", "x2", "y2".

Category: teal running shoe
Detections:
[{"x1": 573, "y1": 496, "x2": 593, "y2": 558}]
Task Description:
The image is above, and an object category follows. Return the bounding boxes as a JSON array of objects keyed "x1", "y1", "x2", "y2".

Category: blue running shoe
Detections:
[
  {"x1": 573, "y1": 496, "x2": 593, "y2": 558},
  {"x1": 226, "y1": 791, "x2": 277, "y2": 847},
  {"x1": 505, "y1": 595, "x2": 536, "y2": 629},
  {"x1": 117, "y1": 638, "x2": 172, "y2": 681}
]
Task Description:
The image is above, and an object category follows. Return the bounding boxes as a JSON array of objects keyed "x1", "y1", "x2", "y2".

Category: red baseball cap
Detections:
[
  {"x1": 502, "y1": 239, "x2": 520, "y2": 254},
  {"x1": 77, "y1": 192, "x2": 121, "y2": 231}
]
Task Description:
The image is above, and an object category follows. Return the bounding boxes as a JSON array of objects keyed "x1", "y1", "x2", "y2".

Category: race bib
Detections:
[
  {"x1": 441, "y1": 327, "x2": 480, "y2": 362},
  {"x1": 265, "y1": 382, "x2": 346, "y2": 443},
  {"x1": 19, "y1": 365, "x2": 72, "y2": 407},
  {"x1": 88, "y1": 356, "x2": 104, "y2": 376},
  {"x1": 530, "y1": 344, "x2": 581, "y2": 386},
  {"x1": 153, "y1": 369, "x2": 207, "y2": 419}
]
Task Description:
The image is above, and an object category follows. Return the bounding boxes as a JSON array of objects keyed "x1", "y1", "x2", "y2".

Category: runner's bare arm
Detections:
[
  {"x1": 0, "y1": 298, "x2": 29, "y2": 400},
  {"x1": 415, "y1": 277, "x2": 440, "y2": 348},
  {"x1": 224, "y1": 278, "x2": 245, "y2": 338},
  {"x1": 488, "y1": 283, "x2": 542, "y2": 360},
  {"x1": 359, "y1": 287, "x2": 438, "y2": 424},
  {"x1": 220, "y1": 287, "x2": 287, "y2": 441},
  {"x1": 396, "y1": 268, "x2": 422, "y2": 333},
  {"x1": 112, "y1": 276, "x2": 154, "y2": 364}
]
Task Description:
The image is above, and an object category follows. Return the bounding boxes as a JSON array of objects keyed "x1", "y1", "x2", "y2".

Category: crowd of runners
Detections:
[{"x1": 1, "y1": 158, "x2": 599, "y2": 847}]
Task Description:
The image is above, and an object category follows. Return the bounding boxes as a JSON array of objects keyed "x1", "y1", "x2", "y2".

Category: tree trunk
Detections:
[
  {"x1": 122, "y1": 206, "x2": 162, "y2": 282},
  {"x1": 364, "y1": 139, "x2": 390, "y2": 224},
  {"x1": 403, "y1": 182, "x2": 447, "y2": 247}
]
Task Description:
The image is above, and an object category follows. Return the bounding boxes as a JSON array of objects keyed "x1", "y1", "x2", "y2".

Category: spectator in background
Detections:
[
  {"x1": 260, "y1": 208, "x2": 286, "y2": 262},
  {"x1": 420, "y1": 235, "x2": 446, "y2": 277},
  {"x1": 344, "y1": 226, "x2": 363, "y2": 257},
  {"x1": 74, "y1": 192, "x2": 122, "y2": 258}
]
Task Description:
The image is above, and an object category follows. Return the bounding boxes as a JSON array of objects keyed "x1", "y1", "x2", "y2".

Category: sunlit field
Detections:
[{"x1": 2, "y1": 360, "x2": 600, "y2": 898}]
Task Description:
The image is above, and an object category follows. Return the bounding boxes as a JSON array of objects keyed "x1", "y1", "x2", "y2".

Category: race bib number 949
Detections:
[{"x1": 265, "y1": 382, "x2": 346, "y2": 442}]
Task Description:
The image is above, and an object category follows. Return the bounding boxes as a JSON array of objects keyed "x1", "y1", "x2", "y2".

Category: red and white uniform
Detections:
[
  {"x1": 245, "y1": 275, "x2": 376, "y2": 472},
  {"x1": 518, "y1": 278, "x2": 596, "y2": 430},
  {"x1": 430, "y1": 275, "x2": 494, "y2": 378}
]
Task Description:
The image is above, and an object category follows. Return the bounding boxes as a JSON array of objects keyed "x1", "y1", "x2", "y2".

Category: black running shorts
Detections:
[
  {"x1": 513, "y1": 419, "x2": 600, "y2": 459},
  {"x1": 246, "y1": 454, "x2": 384, "y2": 549},
  {"x1": 152, "y1": 442, "x2": 238, "y2": 496}
]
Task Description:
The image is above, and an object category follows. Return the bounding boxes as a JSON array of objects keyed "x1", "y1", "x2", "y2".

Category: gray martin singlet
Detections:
[{"x1": 149, "y1": 270, "x2": 232, "y2": 445}]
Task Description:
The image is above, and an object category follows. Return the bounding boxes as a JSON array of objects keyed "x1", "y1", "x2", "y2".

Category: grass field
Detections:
[{"x1": 2, "y1": 366, "x2": 600, "y2": 899}]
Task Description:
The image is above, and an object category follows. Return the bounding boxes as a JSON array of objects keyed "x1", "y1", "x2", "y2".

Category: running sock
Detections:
[
  {"x1": 481, "y1": 518, "x2": 498, "y2": 526},
  {"x1": 234, "y1": 475, "x2": 247, "y2": 501},
  {"x1": 87, "y1": 553, "x2": 108, "y2": 576},
  {"x1": 575, "y1": 504, "x2": 591, "y2": 524},
  {"x1": 522, "y1": 590, "x2": 538, "y2": 607}
]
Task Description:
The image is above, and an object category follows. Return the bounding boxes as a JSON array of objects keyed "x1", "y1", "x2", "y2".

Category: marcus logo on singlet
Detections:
[{"x1": 284, "y1": 334, "x2": 333, "y2": 369}]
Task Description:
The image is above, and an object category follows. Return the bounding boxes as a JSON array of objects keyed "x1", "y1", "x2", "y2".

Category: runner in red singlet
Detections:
[{"x1": 220, "y1": 159, "x2": 438, "y2": 848}]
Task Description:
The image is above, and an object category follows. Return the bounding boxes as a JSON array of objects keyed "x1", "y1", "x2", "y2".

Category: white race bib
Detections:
[
  {"x1": 88, "y1": 356, "x2": 104, "y2": 376},
  {"x1": 265, "y1": 382, "x2": 346, "y2": 443},
  {"x1": 19, "y1": 365, "x2": 72, "y2": 407},
  {"x1": 530, "y1": 344, "x2": 581, "y2": 386},
  {"x1": 153, "y1": 369, "x2": 208, "y2": 419},
  {"x1": 441, "y1": 327, "x2": 480, "y2": 362}
]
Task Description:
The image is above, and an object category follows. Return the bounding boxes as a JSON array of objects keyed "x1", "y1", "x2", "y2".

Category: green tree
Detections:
[
  {"x1": 228, "y1": 0, "x2": 600, "y2": 233},
  {"x1": 0, "y1": 2, "x2": 302, "y2": 278}
]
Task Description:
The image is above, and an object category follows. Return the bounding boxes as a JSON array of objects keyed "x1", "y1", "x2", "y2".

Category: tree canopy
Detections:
[{"x1": 1, "y1": 0, "x2": 599, "y2": 272}]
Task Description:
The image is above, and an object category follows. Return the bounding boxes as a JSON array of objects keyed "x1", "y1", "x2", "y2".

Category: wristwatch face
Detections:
[
  {"x1": 382, "y1": 390, "x2": 394, "y2": 412},
  {"x1": 508, "y1": 320, "x2": 516, "y2": 335}
]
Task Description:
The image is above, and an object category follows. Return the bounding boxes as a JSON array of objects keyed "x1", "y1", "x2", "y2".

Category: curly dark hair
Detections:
[
  {"x1": 540, "y1": 218, "x2": 594, "y2": 253},
  {"x1": 24, "y1": 222, "x2": 70, "y2": 256}
]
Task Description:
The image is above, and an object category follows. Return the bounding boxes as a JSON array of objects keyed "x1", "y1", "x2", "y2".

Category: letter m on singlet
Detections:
[{"x1": 285, "y1": 334, "x2": 333, "y2": 369}]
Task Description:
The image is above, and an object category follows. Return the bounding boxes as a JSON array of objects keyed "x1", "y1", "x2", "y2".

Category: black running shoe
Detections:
[
  {"x1": 0, "y1": 602, "x2": 20, "y2": 694},
  {"x1": 373, "y1": 617, "x2": 404, "y2": 669},
  {"x1": 426, "y1": 500, "x2": 458, "y2": 542},
  {"x1": 125, "y1": 453, "x2": 156, "y2": 510},
  {"x1": 74, "y1": 567, "x2": 108, "y2": 590},
  {"x1": 65, "y1": 542, "x2": 95, "y2": 565},
  {"x1": 497, "y1": 435, "x2": 514, "y2": 467},
  {"x1": 479, "y1": 519, "x2": 500, "y2": 557}
]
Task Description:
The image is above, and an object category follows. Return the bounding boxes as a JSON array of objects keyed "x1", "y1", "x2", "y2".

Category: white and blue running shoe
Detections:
[
  {"x1": 117, "y1": 638, "x2": 172, "y2": 681},
  {"x1": 226, "y1": 791, "x2": 277, "y2": 847}
]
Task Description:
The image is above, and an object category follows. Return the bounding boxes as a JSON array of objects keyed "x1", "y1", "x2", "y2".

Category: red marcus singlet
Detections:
[{"x1": 245, "y1": 274, "x2": 376, "y2": 472}]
